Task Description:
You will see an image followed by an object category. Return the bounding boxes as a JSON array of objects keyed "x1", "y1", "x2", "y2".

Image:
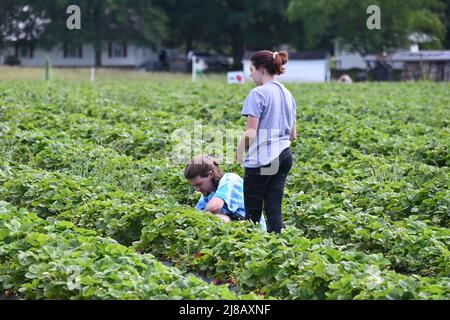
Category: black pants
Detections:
[{"x1": 244, "y1": 147, "x2": 293, "y2": 233}]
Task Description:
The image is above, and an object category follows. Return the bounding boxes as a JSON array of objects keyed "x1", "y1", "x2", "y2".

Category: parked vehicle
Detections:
[
  {"x1": 136, "y1": 59, "x2": 163, "y2": 71},
  {"x1": 188, "y1": 51, "x2": 233, "y2": 71}
]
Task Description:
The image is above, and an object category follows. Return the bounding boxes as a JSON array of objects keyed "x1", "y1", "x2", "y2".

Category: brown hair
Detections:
[
  {"x1": 250, "y1": 50, "x2": 288, "y2": 76},
  {"x1": 184, "y1": 155, "x2": 224, "y2": 189}
]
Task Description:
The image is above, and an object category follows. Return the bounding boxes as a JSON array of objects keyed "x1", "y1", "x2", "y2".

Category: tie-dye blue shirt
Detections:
[{"x1": 195, "y1": 172, "x2": 267, "y2": 231}]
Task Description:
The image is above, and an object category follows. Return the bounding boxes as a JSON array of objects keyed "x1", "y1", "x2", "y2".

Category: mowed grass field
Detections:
[
  {"x1": 0, "y1": 70, "x2": 449, "y2": 299},
  {"x1": 0, "y1": 66, "x2": 226, "y2": 82}
]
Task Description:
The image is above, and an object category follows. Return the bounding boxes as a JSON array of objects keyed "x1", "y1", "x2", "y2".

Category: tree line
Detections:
[{"x1": 1, "y1": 0, "x2": 449, "y2": 68}]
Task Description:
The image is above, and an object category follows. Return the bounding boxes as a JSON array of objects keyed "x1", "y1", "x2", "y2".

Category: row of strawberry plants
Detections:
[
  {"x1": 3, "y1": 165, "x2": 447, "y2": 300},
  {"x1": 0, "y1": 201, "x2": 246, "y2": 300},
  {"x1": 2, "y1": 124, "x2": 447, "y2": 230},
  {"x1": 1, "y1": 124, "x2": 448, "y2": 276},
  {"x1": 284, "y1": 194, "x2": 449, "y2": 276},
  {"x1": 1, "y1": 125, "x2": 448, "y2": 275},
  {"x1": 2, "y1": 109, "x2": 447, "y2": 228},
  {"x1": 289, "y1": 139, "x2": 449, "y2": 227},
  {"x1": 2, "y1": 82, "x2": 447, "y2": 187},
  {"x1": 296, "y1": 83, "x2": 449, "y2": 167},
  {"x1": 135, "y1": 209, "x2": 450, "y2": 300},
  {"x1": 0, "y1": 126, "x2": 197, "y2": 205},
  {"x1": 0, "y1": 163, "x2": 170, "y2": 246},
  {"x1": 0, "y1": 163, "x2": 448, "y2": 278},
  {"x1": 1, "y1": 82, "x2": 448, "y2": 167},
  {"x1": 1, "y1": 82, "x2": 448, "y2": 298},
  {"x1": 0, "y1": 82, "x2": 211, "y2": 160},
  {"x1": 0, "y1": 81, "x2": 248, "y2": 129}
]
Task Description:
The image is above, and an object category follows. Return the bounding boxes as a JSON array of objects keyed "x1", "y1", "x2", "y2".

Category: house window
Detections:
[
  {"x1": 63, "y1": 44, "x2": 83, "y2": 58},
  {"x1": 17, "y1": 45, "x2": 34, "y2": 59},
  {"x1": 108, "y1": 41, "x2": 127, "y2": 58},
  {"x1": 20, "y1": 47, "x2": 29, "y2": 58}
]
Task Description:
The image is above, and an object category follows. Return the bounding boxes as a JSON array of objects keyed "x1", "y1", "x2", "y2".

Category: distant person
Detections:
[
  {"x1": 158, "y1": 49, "x2": 168, "y2": 70},
  {"x1": 186, "y1": 51, "x2": 208, "y2": 73},
  {"x1": 196, "y1": 58, "x2": 208, "y2": 72},
  {"x1": 184, "y1": 155, "x2": 267, "y2": 231},
  {"x1": 237, "y1": 50, "x2": 297, "y2": 233},
  {"x1": 338, "y1": 74, "x2": 353, "y2": 83},
  {"x1": 187, "y1": 50, "x2": 194, "y2": 61}
]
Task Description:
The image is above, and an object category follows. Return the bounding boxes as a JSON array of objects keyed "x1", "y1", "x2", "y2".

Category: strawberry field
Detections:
[{"x1": 0, "y1": 80, "x2": 449, "y2": 300}]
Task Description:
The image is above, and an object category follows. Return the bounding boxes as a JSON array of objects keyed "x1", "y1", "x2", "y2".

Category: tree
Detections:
[
  {"x1": 443, "y1": 0, "x2": 450, "y2": 48},
  {"x1": 0, "y1": 0, "x2": 49, "y2": 50},
  {"x1": 153, "y1": 0, "x2": 219, "y2": 53},
  {"x1": 154, "y1": 0, "x2": 293, "y2": 69},
  {"x1": 217, "y1": 0, "x2": 293, "y2": 69},
  {"x1": 2, "y1": 0, "x2": 167, "y2": 66},
  {"x1": 287, "y1": 0, "x2": 447, "y2": 65}
]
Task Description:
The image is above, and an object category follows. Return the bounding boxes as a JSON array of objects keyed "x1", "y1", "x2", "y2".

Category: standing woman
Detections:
[{"x1": 237, "y1": 50, "x2": 297, "y2": 233}]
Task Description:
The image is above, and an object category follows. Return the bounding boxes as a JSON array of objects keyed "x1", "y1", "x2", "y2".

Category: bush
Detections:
[{"x1": 3, "y1": 55, "x2": 21, "y2": 66}]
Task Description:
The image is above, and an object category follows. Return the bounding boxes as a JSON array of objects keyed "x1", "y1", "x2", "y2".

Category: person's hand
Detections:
[{"x1": 236, "y1": 152, "x2": 244, "y2": 165}]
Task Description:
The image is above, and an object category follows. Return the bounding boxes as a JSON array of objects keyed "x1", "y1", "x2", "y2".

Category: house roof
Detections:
[
  {"x1": 243, "y1": 51, "x2": 328, "y2": 61},
  {"x1": 364, "y1": 53, "x2": 407, "y2": 62},
  {"x1": 390, "y1": 51, "x2": 450, "y2": 61}
]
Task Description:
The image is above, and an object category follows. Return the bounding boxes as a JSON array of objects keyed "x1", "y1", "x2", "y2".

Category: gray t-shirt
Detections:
[{"x1": 241, "y1": 80, "x2": 296, "y2": 168}]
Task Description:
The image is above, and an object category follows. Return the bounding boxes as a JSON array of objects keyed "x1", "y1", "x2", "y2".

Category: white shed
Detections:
[{"x1": 242, "y1": 51, "x2": 330, "y2": 83}]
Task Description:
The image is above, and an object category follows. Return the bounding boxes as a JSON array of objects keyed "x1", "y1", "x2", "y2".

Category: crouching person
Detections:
[{"x1": 184, "y1": 155, "x2": 267, "y2": 231}]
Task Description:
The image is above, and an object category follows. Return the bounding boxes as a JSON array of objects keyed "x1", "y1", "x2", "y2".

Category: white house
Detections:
[
  {"x1": 242, "y1": 51, "x2": 330, "y2": 83},
  {"x1": 334, "y1": 43, "x2": 368, "y2": 70},
  {"x1": 1, "y1": 41, "x2": 156, "y2": 67}
]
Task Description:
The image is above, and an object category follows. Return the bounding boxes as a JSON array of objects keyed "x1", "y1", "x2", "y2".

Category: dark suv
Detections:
[{"x1": 191, "y1": 52, "x2": 232, "y2": 70}]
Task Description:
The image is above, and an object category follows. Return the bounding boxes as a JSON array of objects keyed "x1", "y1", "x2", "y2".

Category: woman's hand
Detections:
[
  {"x1": 236, "y1": 129, "x2": 256, "y2": 165},
  {"x1": 236, "y1": 152, "x2": 244, "y2": 165},
  {"x1": 236, "y1": 116, "x2": 259, "y2": 165}
]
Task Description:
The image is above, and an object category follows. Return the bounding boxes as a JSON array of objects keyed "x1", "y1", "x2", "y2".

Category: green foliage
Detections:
[
  {"x1": 136, "y1": 209, "x2": 449, "y2": 299},
  {"x1": 0, "y1": 201, "x2": 244, "y2": 300},
  {"x1": 287, "y1": 0, "x2": 447, "y2": 55},
  {"x1": 0, "y1": 80, "x2": 448, "y2": 299}
]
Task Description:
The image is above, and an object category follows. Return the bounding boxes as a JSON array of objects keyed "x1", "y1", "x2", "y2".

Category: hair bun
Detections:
[
  {"x1": 250, "y1": 50, "x2": 288, "y2": 76},
  {"x1": 278, "y1": 51, "x2": 288, "y2": 65}
]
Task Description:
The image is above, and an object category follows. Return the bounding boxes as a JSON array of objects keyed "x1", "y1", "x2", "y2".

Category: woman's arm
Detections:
[
  {"x1": 237, "y1": 116, "x2": 259, "y2": 164},
  {"x1": 290, "y1": 119, "x2": 297, "y2": 141},
  {"x1": 205, "y1": 197, "x2": 225, "y2": 213}
]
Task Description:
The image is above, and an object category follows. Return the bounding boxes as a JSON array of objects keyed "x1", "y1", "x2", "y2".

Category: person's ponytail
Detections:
[
  {"x1": 251, "y1": 50, "x2": 289, "y2": 76},
  {"x1": 274, "y1": 51, "x2": 288, "y2": 75}
]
